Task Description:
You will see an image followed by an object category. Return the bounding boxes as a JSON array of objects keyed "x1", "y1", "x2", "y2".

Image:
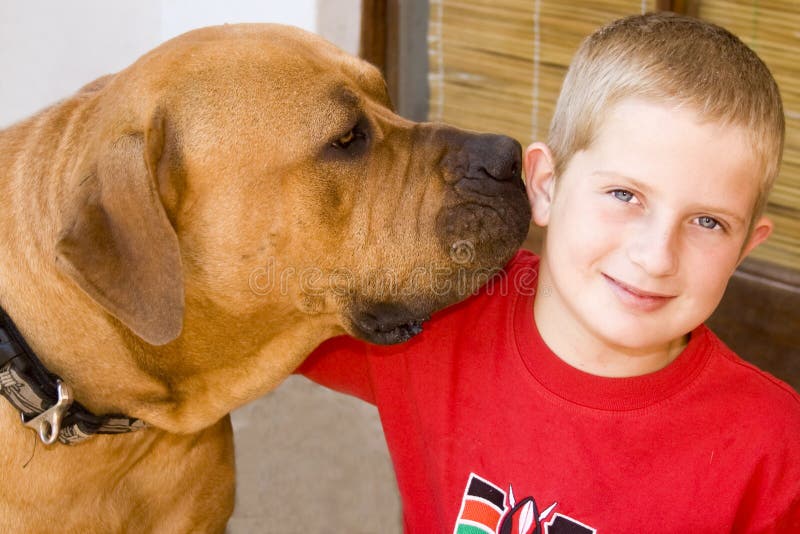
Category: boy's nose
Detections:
[{"x1": 627, "y1": 221, "x2": 679, "y2": 277}]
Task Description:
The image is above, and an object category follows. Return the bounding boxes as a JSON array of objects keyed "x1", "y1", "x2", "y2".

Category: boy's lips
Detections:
[{"x1": 602, "y1": 274, "x2": 675, "y2": 312}]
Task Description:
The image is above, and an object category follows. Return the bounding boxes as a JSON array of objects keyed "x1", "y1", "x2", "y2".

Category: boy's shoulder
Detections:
[
  {"x1": 477, "y1": 248, "x2": 540, "y2": 300},
  {"x1": 437, "y1": 249, "x2": 538, "y2": 327},
  {"x1": 702, "y1": 328, "x2": 800, "y2": 430},
  {"x1": 504, "y1": 248, "x2": 540, "y2": 273},
  {"x1": 708, "y1": 329, "x2": 799, "y2": 402}
]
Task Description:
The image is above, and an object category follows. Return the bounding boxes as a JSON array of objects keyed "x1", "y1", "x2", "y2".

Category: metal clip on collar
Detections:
[{"x1": 22, "y1": 380, "x2": 73, "y2": 445}]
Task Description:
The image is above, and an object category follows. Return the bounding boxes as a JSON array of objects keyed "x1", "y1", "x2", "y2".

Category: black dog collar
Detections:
[{"x1": 0, "y1": 306, "x2": 146, "y2": 445}]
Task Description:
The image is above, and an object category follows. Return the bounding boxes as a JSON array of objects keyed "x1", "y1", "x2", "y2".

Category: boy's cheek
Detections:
[{"x1": 562, "y1": 198, "x2": 629, "y2": 242}]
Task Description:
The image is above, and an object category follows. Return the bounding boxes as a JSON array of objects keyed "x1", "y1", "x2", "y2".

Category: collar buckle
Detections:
[{"x1": 21, "y1": 380, "x2": 74, "y2": 445}]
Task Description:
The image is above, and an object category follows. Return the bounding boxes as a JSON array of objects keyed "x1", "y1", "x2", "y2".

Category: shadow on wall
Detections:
[{"x1": 228, "y1": 375, "x2": 402, "y2": 533}]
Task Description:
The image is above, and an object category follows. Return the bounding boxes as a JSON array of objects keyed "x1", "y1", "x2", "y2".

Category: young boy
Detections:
[{"x1": 300, "y1": 12, "x2": 800, "y2": 533}]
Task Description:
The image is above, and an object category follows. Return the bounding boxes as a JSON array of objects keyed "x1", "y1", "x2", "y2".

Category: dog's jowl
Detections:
[{"x1": 0, "y1": 24, "x2": 530, "y2": 531}]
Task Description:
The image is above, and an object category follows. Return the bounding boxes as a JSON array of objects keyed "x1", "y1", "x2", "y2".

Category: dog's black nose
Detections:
[
  {"x1": 463, "y1": 134, "x2": 521, "y2": 183},
  {"x1": 445, "y1": 133, "x2": 523, "y2": 197},
  {"x1": 433, "y1": 127, "x2": 532, "y2": 270}
]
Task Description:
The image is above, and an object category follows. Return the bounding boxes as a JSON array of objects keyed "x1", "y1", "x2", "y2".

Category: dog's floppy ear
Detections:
[{"x1": 56, "y1": 109, "x2": 184, "y2": 345}]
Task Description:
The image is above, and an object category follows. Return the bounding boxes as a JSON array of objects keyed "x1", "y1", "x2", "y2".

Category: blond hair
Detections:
[{"x1": 548, "y1": 12, "x2": 785, "y2": 220}]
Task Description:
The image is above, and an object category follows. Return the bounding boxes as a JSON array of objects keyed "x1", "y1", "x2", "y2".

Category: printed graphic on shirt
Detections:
[{"x1": 453, "y1": 473, "x2": 596, "y2": 534}]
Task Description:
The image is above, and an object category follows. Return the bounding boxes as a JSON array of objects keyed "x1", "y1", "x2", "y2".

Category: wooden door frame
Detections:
[{"x1": 360, "y1": 0, "x2": 428, "y2": 121}]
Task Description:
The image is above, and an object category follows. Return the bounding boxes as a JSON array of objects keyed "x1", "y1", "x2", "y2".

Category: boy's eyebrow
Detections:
[
  {"x1": 591, "y1": 170, "x2": 653, "y2": 195},
  {"x1": 591, "y1": 170, "x2": 747, "y2": 224},
  {"x1": 690, "y1": 205, "x2": 746, "y2": 225}
]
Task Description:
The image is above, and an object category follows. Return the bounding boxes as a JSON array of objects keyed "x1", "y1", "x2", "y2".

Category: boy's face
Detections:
[{"x1": 524, "y1": 98, "x2": 773, "y2": 373}]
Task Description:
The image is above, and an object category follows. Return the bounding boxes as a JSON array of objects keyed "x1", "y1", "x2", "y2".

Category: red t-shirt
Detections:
[{"x1": 300, "y1": 250, "x2": 800, "y2": 533}]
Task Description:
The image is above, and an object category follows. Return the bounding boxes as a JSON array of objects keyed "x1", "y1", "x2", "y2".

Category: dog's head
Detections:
[{"x1": 56, "y1": 24, "x2": 530, "y2": 348}]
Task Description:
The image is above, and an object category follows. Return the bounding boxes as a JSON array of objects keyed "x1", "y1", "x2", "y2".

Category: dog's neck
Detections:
[
  {"x1": 122, "y1": 299, "x2": 343, "y2": 434},
  {"x1": 2, "y1": 281, "x2": 341, "y2": 436},
  {"x1": 0, "y1": 305, "x2": 148, "y2": 444}
]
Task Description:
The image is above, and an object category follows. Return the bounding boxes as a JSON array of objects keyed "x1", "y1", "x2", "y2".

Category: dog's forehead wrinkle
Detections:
[
  {"x1": 368, "y1": 111, "x2": 390, "y2": 143},
  {"x1": 331, "y1": 85, "x2": 363, "y2": 113},
  {"x1": 355, "y1": 64, "x2": 390, "y2": 102},
  {"x1": 365, "y1": 102, "x2": 414, "y2": 144}
]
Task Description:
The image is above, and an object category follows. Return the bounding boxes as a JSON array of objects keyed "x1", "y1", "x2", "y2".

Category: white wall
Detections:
[
  {"x1": 160, "y1": 0, "x2": 316, "y2": 42},
  {"x1": 0, "y1": 0, "x2": 358, "y2": 128}
]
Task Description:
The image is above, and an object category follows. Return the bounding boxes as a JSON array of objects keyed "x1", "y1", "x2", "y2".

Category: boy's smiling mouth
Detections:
[{"x1": 602, "y1": 274, "x2": 676, "y2": 312}]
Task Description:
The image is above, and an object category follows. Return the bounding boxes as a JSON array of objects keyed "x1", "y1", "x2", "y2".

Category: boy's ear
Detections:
[
  {"x1": 739, "y1": 216, "x2": 773, "y2": 263},
  {"x1": 523, "y1": 142, "x2": 557, "y2": 226}
]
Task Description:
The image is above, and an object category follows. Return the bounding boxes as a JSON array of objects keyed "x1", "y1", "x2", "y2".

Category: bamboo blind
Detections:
[{"x1": 428, "y1": 0, "x2": 800, "y2": 271}]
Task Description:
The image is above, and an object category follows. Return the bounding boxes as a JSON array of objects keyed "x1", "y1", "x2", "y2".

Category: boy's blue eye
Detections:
[
  {"x1": 611, "y1": 189, "x2": 635, "y2": 202},
  {"x1": 697, "y1": 216, "x2": 720, "y2": 230}
]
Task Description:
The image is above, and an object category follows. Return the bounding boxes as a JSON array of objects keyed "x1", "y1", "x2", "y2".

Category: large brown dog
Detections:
[{"x1": 0, "y1": 24, "x2": 530, "y2": 531}]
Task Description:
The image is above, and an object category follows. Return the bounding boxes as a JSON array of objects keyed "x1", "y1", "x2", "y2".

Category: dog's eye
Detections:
[
  {"x1": 331, "y1": 124, "x2": 366, "y2": 150},
  {"x1": 334, "y1": 130, "x2": 356, "y2": 148}
]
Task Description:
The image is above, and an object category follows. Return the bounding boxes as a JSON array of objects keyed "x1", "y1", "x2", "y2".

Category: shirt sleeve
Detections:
[
  {"x1": 733, "y1": 390, "x2": 800, "y2": 533},
  {"x1": 296, "y1": 334, "x2": 376, "y2": 404}
]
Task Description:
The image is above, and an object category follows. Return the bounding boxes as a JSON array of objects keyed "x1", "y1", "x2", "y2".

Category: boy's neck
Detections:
[{"x1": 533, "y1": 271, "x2": 688, "y2": 378}]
